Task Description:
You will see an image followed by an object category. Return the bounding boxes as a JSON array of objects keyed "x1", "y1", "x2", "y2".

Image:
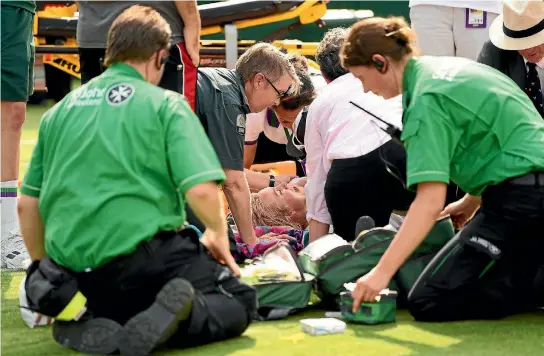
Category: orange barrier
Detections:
[{"x1": 250, "y1": 161, "x2": 297, "y2": 176}]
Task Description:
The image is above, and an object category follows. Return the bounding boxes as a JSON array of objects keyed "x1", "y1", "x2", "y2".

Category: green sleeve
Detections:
[
  {"x1": 20, "y1": 114, "x2": 47, "y2": 197},
  {"x1": 164, "y1": 95, "x2": 226, "y2": 196},
  {"x1": 401, "y1": 96, "x2": 460, "y2": 191}
]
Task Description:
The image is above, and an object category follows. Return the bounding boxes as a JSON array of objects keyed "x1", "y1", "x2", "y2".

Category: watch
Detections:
[{"x1": 268, "y1": 175, "x2": 276, "y2": 187}]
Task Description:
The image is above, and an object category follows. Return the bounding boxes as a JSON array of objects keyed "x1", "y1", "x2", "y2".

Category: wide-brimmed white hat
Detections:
[{"x1": 489, "y1": 0, "x2": 544, "y2": 51}]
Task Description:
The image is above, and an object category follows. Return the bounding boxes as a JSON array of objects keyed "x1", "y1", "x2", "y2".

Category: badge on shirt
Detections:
[
  {"x1": 236, "y1": 114, "x2": 246, "y2": 135},
  {"x1": 106, "y1": 83, "x2": 134, "y2": 105},
  {"x1": 466, "y1": 9, "x2": 487, "y2": 29}
]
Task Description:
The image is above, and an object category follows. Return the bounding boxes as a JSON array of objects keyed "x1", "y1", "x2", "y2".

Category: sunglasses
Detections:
[{"x1": 264, "y1": 74, "x2": 293, "y2": 100}]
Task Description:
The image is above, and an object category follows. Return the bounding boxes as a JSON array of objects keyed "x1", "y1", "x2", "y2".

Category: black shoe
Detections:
[
  {"x1": 53, "y1": 317, "x2": 124, "y2": 355},
  {"x1": 118, "y1": 278, "x2": 194, "y2": 356}
]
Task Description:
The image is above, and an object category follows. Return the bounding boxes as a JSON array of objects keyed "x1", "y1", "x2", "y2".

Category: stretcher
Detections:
[{"x1": 33, "y1": 0, "x2": 371, "y2": 91}]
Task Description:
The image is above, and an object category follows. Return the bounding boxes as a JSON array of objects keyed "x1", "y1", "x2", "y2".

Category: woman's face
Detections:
[
  {"x1": 273, "y1": 106, "x2": 303, "y2": 130},
  {"x1": 257, "y1": 183, "x2": 306, "y2": 215},
  {"x1": 348, "y1": 65, "x2": 399, "y2": 99}
]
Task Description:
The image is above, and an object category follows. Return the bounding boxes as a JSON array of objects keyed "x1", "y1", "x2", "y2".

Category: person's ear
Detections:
[
  {"x1": 253, "y1": 73, "x2": 265, "y2": 89},
  {"x1": 371, "y1": 54, "x2": 387, "y2": 73}
]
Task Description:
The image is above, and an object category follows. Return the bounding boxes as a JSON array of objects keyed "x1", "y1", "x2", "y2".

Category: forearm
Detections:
[
  {"x1": 464, "y1": 194, "x2": 482, "y2": 206},
  {"x1": 223, "y1": 173, "x2": 257, "y2": 244},
  {"x1": 309, "y1": 219, "x2": 330, "y2": 242},
  {"x1": 18, "y1": 197, "x2": 46, "y2": 261},
  {"x1": 244, "y1": 169, "x2": 270, "y2": 192},
  {"x1": 376, "y1": 196, "x2": 443, "y2": 278},
  {"x1": 175, "y1": 1, "x2": 201, "y2": 47},
  {"x1": 185, "y1": 183, "x2": 227, "y2": 234}
]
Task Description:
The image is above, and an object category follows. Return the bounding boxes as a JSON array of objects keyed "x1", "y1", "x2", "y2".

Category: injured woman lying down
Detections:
[{"x1": 231, "y1": 179, "x2": 404, "y2": 260}]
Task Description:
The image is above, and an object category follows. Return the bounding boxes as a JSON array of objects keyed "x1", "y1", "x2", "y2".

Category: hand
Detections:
[
  {"x1": 200, "y1": 229, "x2": 240, "y2": 277},
  {"x1": 440, "y1": 196, "x2": 480, "y2": 229},
  {"x1": 351, "y1": 267, "x2": 391, "y2": 312},
  {"x1": 186, "y1": 45, "x2": 200, "y2": 68},
  {"x1": 275, "y1": 174, "x2": 298, "y2": 186},
  {"x1": 258, "y1": 232, "x2": 292, "y2": 242}
]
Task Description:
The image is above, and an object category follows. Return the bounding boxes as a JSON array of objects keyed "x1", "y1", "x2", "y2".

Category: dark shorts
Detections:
[{"x1": 1, "y1": 6, "x2": 35, "y2": 101}]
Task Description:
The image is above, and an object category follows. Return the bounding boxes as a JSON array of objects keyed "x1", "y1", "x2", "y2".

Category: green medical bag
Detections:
[{"x1": 340, "y1": 289, "x2": 398, "y2": 325}]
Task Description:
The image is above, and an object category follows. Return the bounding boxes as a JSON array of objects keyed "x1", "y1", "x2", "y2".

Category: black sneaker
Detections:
[
  {"x1": 118, "y1": 278, "x2": 194, "y2": 356},
  {"x1": 53, "y1": 278, "x2": 194, "y2": 355},
  {"x1": 53, "y1": 317, "x2": 124, "y2": 355}
]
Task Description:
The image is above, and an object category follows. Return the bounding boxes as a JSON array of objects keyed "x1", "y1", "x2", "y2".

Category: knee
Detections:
[
  {"x1": 406, "y1": 286, "x2": 445, "y2": 322},
  {"x1": 1, "y1": 101, "x2": 26, "y2": 131}
]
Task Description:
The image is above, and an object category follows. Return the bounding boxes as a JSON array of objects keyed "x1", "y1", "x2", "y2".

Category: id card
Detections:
[{"x1": 466, "y1": 9, "x2": 487, "y2": 28}]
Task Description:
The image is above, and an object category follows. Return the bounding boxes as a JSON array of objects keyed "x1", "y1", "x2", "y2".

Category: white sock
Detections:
[{"x1": 1, "y1": 180, "x2": 19, "y2": 238}]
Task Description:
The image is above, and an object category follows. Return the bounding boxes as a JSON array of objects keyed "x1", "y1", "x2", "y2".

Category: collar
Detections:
[
  {"x1": 105, "y1": 63, "x2": 146, "y2": 80},
  {"x1": 401, "y1": 57, "x2": 417, "y2": 109},
  {"x1": 235, "y1": 71, "x2": 251, "y2": 114},
  {"x1": 523, "y1": 57, "x2": 544, "y2": 70}
]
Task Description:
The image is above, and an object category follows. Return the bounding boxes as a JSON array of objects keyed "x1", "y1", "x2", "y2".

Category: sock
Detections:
[{"x1": 1, "y1": 180, "x2": 19, "y2": 238}]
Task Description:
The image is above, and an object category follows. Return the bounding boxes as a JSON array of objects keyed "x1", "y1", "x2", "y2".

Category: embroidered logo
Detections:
[
  {"x1": 236, "y1": 114, "x2": 246, "y2": 135},
  {"x1": 469, "y1": 236, "x2": 501, "y2": 256},
  {"x1": 106, "y1": 84, "x2": 134, "y2": 105}
]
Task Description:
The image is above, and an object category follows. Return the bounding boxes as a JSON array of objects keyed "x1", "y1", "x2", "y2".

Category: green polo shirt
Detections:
[
  {"x1": 21, "y1": 63, "x2": 225, "y2": 272},
  {"x1": 1, "y1": 1, "x2": 36, "y2": 13},
  {"x1": 401, "y1": 56, "x2": 544, "y2": 196},
  {"x1": 195, "y1": 68, "x2": 251, "y2": 171}
]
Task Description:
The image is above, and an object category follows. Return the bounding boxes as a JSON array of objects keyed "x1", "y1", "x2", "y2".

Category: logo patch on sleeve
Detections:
[
  {"x1": 106, "y1": 84, "x2": 135, "y2": 105},
  {"x1": 236, "y1": 114, "x2": 246, "y2": 135}
]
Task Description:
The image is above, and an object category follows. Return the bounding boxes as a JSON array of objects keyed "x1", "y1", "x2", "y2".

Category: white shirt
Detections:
[
  {"x1": 245, "y1": 109, "x2": 290, "y2": 145},
  {"x1": 409, "y1": 0, "x2": 502, "y2": 14},
  {"x1": 304, "y1": 73, "x2": 404, "y2": 225}
]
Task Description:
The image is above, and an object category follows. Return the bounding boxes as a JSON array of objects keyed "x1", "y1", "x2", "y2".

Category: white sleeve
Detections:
[
  {"x1": 304, "y1": 101, "x2": 332, "y2": 225},
  {"x1": 244, "y1": 110, "x2": 266, "y2": 144}
]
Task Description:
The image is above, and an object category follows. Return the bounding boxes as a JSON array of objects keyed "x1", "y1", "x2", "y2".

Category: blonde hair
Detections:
[{"x1": 251, "y1": 194, "x2": 304, "y2": 230}]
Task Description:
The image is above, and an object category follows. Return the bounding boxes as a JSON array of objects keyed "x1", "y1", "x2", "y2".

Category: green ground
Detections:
[{"x1": 3, "y1": 104, "x2": 543, "y2": 355}]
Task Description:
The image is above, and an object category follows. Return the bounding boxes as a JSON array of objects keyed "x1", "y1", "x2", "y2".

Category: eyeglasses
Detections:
[{"x1": 263, "y1": 74, "x2": 293, "y2": 100}]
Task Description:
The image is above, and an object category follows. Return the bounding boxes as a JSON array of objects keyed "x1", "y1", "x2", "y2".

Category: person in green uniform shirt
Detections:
[
  {"x1": 0, "y1": 0, "x2": 36, "y2": 270},
  {"x1": 19, "y1": 6, "x2": 256, "y2": 354},
  {"x1": 195, "y1": 43, "x2": 299, "y2": 246},
  {"x1": 340, "y1": 16, "x2": 544, "y2": 321}
]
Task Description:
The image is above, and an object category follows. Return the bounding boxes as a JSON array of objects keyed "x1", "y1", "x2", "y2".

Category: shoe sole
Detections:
[
  {"x1": 119, "y1": 278, "x2": 194, "y2": 356},
  {"x1": 53, "y1": 318, "x2": 124, "y2": 354}
]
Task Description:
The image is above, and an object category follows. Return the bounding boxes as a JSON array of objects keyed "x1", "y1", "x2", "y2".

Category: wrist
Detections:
[{"x1": 268, "y1": 175, "x2": 276, "y2": 187}]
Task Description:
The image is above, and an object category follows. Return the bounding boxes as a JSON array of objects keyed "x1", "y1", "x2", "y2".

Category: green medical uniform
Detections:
[
  {"x1": 401, "y1": 56, "x2": 544, "y2": 195},
  {"x1": 401, "y1": 56, "x2": 544, "y2": 322},
  {"x1": 20, "y1": 63, "x2": 225, "y2": 272},
  {"x1": 195, "y1": 68, "x2": 251, "y2": 171},
  {"x1": 1, "y1": 1, "x2": 36, "y2": 101}
]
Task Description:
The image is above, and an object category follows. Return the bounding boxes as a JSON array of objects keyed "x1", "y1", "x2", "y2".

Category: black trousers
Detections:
[
  {"x1": 75, "y1": 229, "x2": 257, "y2": 348},
  {"x1": 408, "y1": 175, "x2": 544, "y2": 321},
  {"x1": 324, "y1": 141, "x2": 415, "y2": 241},
  {"x1": 79, "y1": 42, "x2": 197, "y2": 111}
]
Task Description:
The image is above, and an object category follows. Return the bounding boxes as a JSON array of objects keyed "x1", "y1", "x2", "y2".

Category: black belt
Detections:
[{"x1": 507, "y1": 172, "x2": 544, "y2": 186}]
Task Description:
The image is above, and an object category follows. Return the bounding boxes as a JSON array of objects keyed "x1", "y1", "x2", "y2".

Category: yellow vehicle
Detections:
[{"x1": 33, "y1": 0, "x2": 373, "y2": 98}]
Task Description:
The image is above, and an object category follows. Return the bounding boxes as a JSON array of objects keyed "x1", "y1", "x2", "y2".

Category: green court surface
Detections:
[{"x1": 4, "y1": 104, "x2": 543, "y2": 355}]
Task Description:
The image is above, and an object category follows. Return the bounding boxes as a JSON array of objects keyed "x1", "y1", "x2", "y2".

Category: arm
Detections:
[
  {"x1": 244, "y1": 168, "x2": 272, "y2": 192},
  {"x1": 185, "y1": 182, "x2": 227, "y2": 236},
  {"x1": 304, "y1": 104, "x2": 331, "y2": 241},
  {"x1": 174, "y1": 0, "x2": 201, "y2": 67},
  {"x1": 244, "y1": 143, "x2": 257, "y2": 169},
  {"x1": 222, "y1": 169, "x2": 258, "y2": 245},
  {"x1": 18, "y1": 195, "x2": 46, "y2": 261}
]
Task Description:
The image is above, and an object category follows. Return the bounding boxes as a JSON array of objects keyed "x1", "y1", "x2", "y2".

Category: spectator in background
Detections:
[
  {"x1": 478, "y1": 0, "x2": 544, "y2": 118},
  {"x1": 1, "y1": 0, "x2": 36, "y2": 270},
  {"x1": 77, "y1": 0, "x2": 200, "y2": 109},
  {"x1": 409, "y1": 0, "x2": 501, "y2": 60}
]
